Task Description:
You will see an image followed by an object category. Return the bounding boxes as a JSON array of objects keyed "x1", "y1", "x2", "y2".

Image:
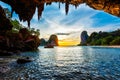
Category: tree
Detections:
[
  {"x1": 95, "y1": 39, "x2": 102, "y2": 45},
  {"x1": 11, "y1": 19, "x2": 23, "y2": 32},
  {"x1": 101, "y1": 36, "x2": 113, "y2": 45},
  {"x1": 29, "y1": 28, "x2": 40, "y2": 36},
  {"x1": 110, "y1": 37, "x2": 120, "y2": 45}
]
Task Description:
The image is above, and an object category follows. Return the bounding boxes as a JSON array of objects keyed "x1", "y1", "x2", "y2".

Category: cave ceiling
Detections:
[{"x1": 0, "y1": 0, "x2": 120, "y2": 27}]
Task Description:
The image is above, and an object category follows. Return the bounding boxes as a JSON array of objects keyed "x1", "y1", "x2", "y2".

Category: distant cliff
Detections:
[
  {"x1": 87, "y1": 29, "x2": 120, "y2": 45},
  {"x1": 40, "y1": 38, "x2": 47, "y2": 46},
  {"x1": 40, "y1": 34, "x2": 59, "y2": 46},
  {"x1": 48, "y1": 34, "x2": 59, "y2": 46},
  {"x1": 78, "y1": 31, "x2": 89, "y2": 46}
]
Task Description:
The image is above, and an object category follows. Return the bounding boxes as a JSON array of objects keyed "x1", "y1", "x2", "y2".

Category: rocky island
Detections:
[{"x1": 79, "y1": 30, "x2": 120, "y2": 46}]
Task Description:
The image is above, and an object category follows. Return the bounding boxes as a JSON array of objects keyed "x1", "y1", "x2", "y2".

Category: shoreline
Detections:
[
  {"x1": 57, "y1": 45, "x2": 120, "y2": 48},
  {"x1": 104, "y1": 46, "x2": 120, "y2": 48},
  {"x1": 91, "y1": 45, "x2": 120, "y2": 48}
]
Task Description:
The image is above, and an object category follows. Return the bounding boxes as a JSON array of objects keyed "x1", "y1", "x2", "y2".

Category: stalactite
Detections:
[
  {"x1": 28, "y1": 20, "x2": 30, "y2": 28},
  {"x1": 1, "y1": 0, "x2": 120, "y2": 28},
  {"x1": 59, "y1": 2, "x2": 61, "y2": 9},
  {"x1": 65, "y1": 0, "x2": 69, "y2": 15},
  {"x1": 37, "y1": 3, "x2": 44, "y2": 20},
  {"x1": 75, "y1": 4, "x2": 78, "y2": 9},
  {"x1": 46, "y1": 2, "x2": 52, "y2": 6}
]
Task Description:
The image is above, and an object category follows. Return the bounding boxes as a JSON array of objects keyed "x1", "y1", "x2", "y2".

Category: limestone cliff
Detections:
[
  {"x1": 48, "y1": 34, "x2": 59, "y2": 46},
  {"x1": 80, "y1": 31, "x2": 89, "y2": 45},
  {"x1": 40, "y1": 38, "x2": 47, "y2": 46},
  {"x1": 0, "y1": 6, "x2": 13, "y2": 31}
]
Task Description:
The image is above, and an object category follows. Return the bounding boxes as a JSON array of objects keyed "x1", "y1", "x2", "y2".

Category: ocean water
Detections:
[{"x1": 1, "y1": 46, "x2": 120, "y2": 80}]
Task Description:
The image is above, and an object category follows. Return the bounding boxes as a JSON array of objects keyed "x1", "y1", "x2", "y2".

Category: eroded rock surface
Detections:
[
  {"x1": 0, "y1": 6, "x2": 13, "y2": 31},
  {"x1": 1, "y1": 0, "x2": 120, "y2": 27}
]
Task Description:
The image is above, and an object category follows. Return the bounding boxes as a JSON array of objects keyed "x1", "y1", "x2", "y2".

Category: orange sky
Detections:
[
  {"x1": 58, "y1": 40, "x2": 80, "y2": 46},
  {"x1": 57, "y1": 35, "x2": 80, "y2": 46}
]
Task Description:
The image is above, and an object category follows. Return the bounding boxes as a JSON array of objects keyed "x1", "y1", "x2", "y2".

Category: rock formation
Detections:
[
  {"x1": 40, "y1": 38, "x2": 47, "y2": 46},
  {"x1": 0, "y1": 6, "x2": 13, "y2": 31},
  {"x1": 0, "y1": 7, "x2": 40, "y2": 54},
  {"x1": 80, "y1": 31, "x2": 89, "y2": 45},
  {"x1": 19, "y1": 28, "x2": 40, "y2": 51},
  {"x1": 1, "y1": 0, "x2": 120, "y2": 27},
  {"x1": 1, "y1": 0, "x2": 120, "y2": 49},
  {"x1": 48, "y1": 34, "x2": 59, "y2": 46}
]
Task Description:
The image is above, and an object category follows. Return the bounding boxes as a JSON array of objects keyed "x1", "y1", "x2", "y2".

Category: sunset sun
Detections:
[{"x1": 57, "y1": 35, "x2": 80, "y2": 46}]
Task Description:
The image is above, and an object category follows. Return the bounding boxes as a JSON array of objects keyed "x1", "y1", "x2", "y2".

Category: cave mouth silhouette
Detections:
[{"x1": 0, "y1": 0, "x2": 120, "y2": 27}]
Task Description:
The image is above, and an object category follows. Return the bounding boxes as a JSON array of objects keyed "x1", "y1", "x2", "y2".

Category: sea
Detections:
[{"x1": 1, "y1": 46, "x2": 120, "y2": 80}]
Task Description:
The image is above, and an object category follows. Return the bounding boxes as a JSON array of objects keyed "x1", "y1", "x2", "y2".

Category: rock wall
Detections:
[
  {"x1": 0, "y1": 8, "x2": 40, "y2": 53},
  {"x1": 1, "y1": 0, "x2": 120, "y2": 27},
  {"x1": 0, "y1": 6, "x2": 13, "y2": 31}
]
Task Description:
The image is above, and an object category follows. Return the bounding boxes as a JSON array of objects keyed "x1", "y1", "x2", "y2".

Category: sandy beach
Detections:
[{"x1": 100, "y1": 45, "x2": 120, "y2": 48}]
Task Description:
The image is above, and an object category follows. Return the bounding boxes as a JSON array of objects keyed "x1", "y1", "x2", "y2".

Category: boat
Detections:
[{"x1": 44, "y1": 44, "x2": 54, "y2": 48}]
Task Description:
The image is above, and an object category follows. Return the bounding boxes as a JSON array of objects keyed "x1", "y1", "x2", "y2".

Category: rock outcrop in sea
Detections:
[
  {"x1": 48, "y1": 34, "x2": 59, "y2": 46},
  {"x1": 40, "y1": 38, "x2": 47, "y2": 46},
  {"x1": 80, "y1": 31, "x2": 89, "y2": 45}
]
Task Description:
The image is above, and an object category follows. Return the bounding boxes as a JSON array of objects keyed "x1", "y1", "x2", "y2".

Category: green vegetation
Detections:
[
  {"x1": 0, "y1": 8, "x2": 40, "y2": 53},
  {"x1": 87, "y1": 29, "x2": 120, "y2": 45},
  {"x1": 9, "y1": 19, "x2": 40, "y2": 51}
]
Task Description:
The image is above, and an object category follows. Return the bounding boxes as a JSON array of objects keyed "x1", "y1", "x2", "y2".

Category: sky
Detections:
[{"x1": 1, "y1": 1, "x2": 120, "y2": 46}]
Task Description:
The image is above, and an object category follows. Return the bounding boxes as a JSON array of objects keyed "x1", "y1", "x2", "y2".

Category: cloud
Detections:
[
  {"x1": 28, "y1": 3, "x2": 120, "y2": 42},
  {"x1": 55, "y1": 33, "x2": 70, "y2": 35}
]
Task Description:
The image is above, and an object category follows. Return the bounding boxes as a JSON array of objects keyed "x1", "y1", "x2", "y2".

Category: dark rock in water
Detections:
[
  {"x1": 80, "y1": 31, "x2": 89, "y2": 45},
  {"x1": 44, "y1": 44, "x2": 54, "y2": 48},
  {"x1": 17, "y1": 57, "x2": 32, "y2": 64},
  {"x1": 48, "y1": 34, "x2": 59, "y2": 46},
  {"x1": 40, "y1": 38, "x2": 47, "y2": 46}
]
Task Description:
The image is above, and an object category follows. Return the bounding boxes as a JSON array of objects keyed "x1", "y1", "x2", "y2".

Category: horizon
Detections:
[{"x1": 1, "y1": 2, "x2": 120, "y2": 46}]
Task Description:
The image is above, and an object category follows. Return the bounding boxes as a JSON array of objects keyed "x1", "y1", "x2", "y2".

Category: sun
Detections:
[
  {"x1": 58, "y1": 40, "x2": 79, "y2": 46},
  {"x1": 58, "y1": 35, "x2": 79, "y2": 46}
]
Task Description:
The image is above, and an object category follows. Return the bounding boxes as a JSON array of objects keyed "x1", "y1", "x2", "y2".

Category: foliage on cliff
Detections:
[
  {"x1": 0, "y1": 7, "x2": 40, "y2": 52},
  {"x1": 87, "y1": 29, "x2": 120, "y2": 45}
]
